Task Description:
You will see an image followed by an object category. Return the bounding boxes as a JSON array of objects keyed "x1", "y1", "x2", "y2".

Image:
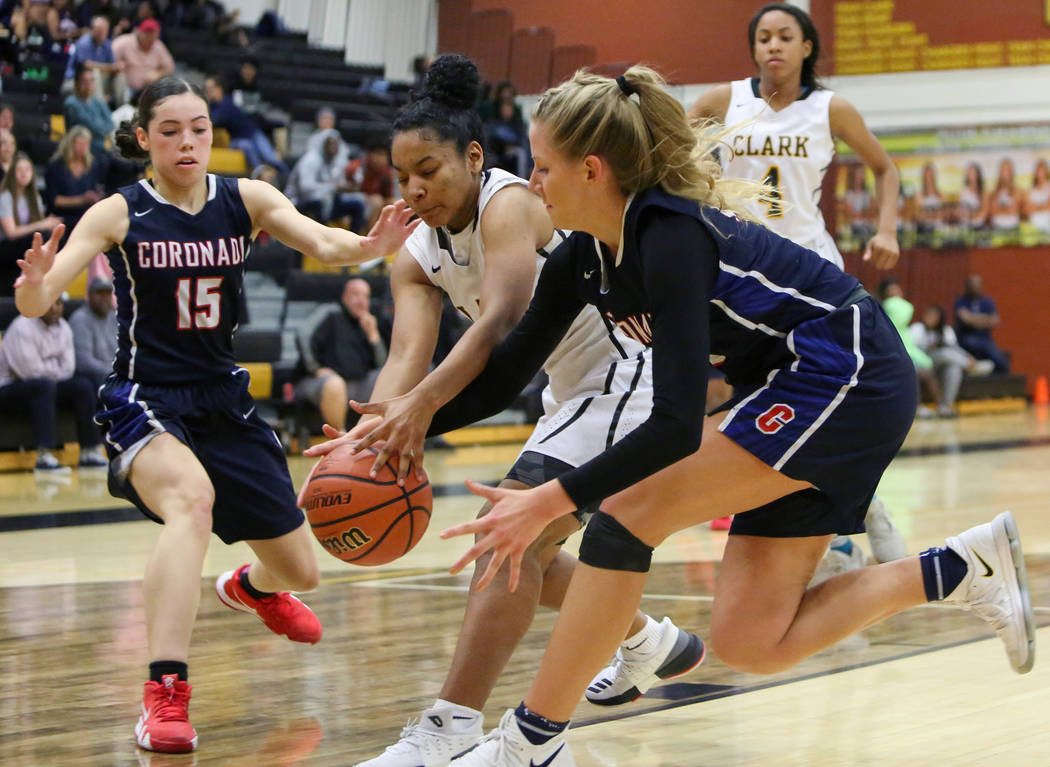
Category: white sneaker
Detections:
[
  {"x1": 943, "y1": 511, "x2": 1036, "y2": 674},
  {"x1": 864, "y1": 496, "x2": 907, "y2": 563},
  {"x1": 585, "y1": 617, "x2": 706, "y2": 706},
  {"x1": 450, "y1": 709, "x2": 574, "y2": 767},
  {"x1": 355, "y1": 703, "x2": 483, "y2": 767},
  {"x1": 809, "y1": 536, "x2": 867, "y2": 588},
  {"x1": 971, "y1": 359, "x2": 995, "y2": 376}
]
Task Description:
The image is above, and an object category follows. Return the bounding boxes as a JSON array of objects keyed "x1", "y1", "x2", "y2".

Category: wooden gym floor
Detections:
[{"x1": 2, "y1": 408, "x2": 1049, "y2": 766}]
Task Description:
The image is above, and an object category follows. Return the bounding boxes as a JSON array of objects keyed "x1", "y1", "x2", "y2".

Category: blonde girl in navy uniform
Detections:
[
  {"x1": 14, "y1": 76, "x2": 418, "y2": 754},
  {"x1": 422, "y1": 66, "x2": 1034, "y2": 766}
]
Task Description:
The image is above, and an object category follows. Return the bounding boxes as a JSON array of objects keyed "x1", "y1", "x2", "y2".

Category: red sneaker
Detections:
[
  {"x1": 215, "y1": 564, "x2": 322, "y2": 644},
  {"x1": 710, "y1": 515, "x2": 733, "y2": 530},
  {"x1": 135, "y1": 674, "x2": 197, "y2": 753}
]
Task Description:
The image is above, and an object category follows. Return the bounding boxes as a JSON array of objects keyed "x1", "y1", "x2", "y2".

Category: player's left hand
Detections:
[
  {"x1": 14, "y1": 225, "x2": 65, "y2": 289},
  {"x1": 863, "y1": 230, "x2": 900, "y2": 270},
  {"x1": 358, "y1": 199, "x2": 421, "y2": 259},
  {"x1": 345, "y1": 393, "x2": 431, "y2": 484},
  {"x1": 442, "y1": 480, "x2": 573, "y2": 591}
]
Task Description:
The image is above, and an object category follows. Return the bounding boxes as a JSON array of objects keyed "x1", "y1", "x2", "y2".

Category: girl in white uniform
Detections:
[
  {"x1": 304, "y1": 55, "x2": 703, "y2": 767},
  {"x1": 691, "y1": 3, "x2": 899, "y2": 272},
  {"x1": 687, "y1": 3, "x2": 906, "y2": 568},
  {"x1": 1023, "y1": 159, "x2": 1050, "y2": 235}
]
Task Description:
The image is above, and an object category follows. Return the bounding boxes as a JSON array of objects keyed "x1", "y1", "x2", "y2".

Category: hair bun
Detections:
[{"x1": 419, "y1": 54, "x2": 479, "y2": 111}]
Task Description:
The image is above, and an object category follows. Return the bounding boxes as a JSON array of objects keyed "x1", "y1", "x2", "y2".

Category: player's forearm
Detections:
[
  {"x1": 312, "y1": 227, "x2": 373, "y2": 265},
  {"x1": 410, "y1": 319, "x2": 507, "y2": 412},
  {"x1": 873, "y1": 165, "x2": 900, "y2": 235},
  {"x1": 15, "y1": 280, "x2": 62, "y2": 318}
]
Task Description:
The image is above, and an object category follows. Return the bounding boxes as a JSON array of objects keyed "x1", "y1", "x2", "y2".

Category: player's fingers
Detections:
[
  {"x1": 321, "y1": 423, "x2": 345, "y2": 438},
  {"x1": 296, "y1": 459, "x2": 323, "y2": 507},
  {"x1": 395, "y1": 449, "x2": 413, "y2": 486},
  {"x1": 349, "y1": 399, "x2": 382, "y2": 415},
  {"x1": 448, "y1": 537, "x2": 491, "y2": 574},
  {"x1": 476, "y1": 549, "x2": 507, "y2": 591},
  {"x1": 464, "y1": 478, "x2": 501, "y2": 503},
  {"x1": 370, "y1": 444, "x2": 392, "y2": 478},
  {"x1": 506, "y1": 554, "x2": 522, "y2": 593},
  {"x1": 412, "y1": 440, "x2": 427, "y2": 481},
  {"x1": 441, "y1": 516, "x2": 490, "y2": 540},
  {"x1": 48, "y1": 224, "x2": 65, "y2": 248},
  {"x1": 301, "y1": 425, "x2": 345, "y2": 456}
]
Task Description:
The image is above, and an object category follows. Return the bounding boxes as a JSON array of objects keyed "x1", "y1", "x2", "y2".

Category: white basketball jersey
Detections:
[
  {"x1": 404, "y1": 168, "x2": 645, "y2": 403},
  {"x1": 723, "y1": 77, "x2": 842, "y2": 266}
]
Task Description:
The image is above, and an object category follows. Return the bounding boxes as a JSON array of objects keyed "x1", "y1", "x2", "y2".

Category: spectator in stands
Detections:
[
  {"x1": 228, "y1": 55, "x2": 262, "y2": 113},
  {"x1": 75, "y1": 0, "x2": 128, "y2": 36},
  {"x1": 1022, "y1": 158, "x2": 1050, "y2": 237},
  {"x1": 879, "y1": 277, "x2": 944, "y2": 418},
  {"x1": 182, "y1": 0, "x2": 240, "y2": 43},
  {"x1": 910, "y1": 305, "x2": 994, "y2": 418},
  {"x1": 305, "y1": 106, "x2": 349, "y2": 157},
  {"x1": 0, "y1": 129, "x2": 16, "y2": 183},
  {"x1": 293, "y1": 277, "x2": 387, "y2": 431},
  {"x1": 285, "y1": 130, "x2": 365, "y2": 231},
  {"x1": 987, "y1": 157, "x2": 1023, "y2": 235},
  {"x1": 63, "y1": 64, "x2": 115, "y2": 154},
  {"x1": 63, "y1": 15, "x2": 126, "y2": 106},
  {"x1": 204, "y1": 75, "x2": 289, "y2": 175},
  {"x1": 47, "y1": 0, "x2": 82, "y2": 44},
  {"x1": 481, "y1": 81, "x2": 529, "y2": 178},
  {"x1": 0, "y1": 102, "x2": 13, "y2": 133},
  {"x1": 69, "y1": 275, "x2": 118, "y2": 389},
  {"x1": 954, "y1": 274, "x2": 1010, "y2": 373},
  {"x1": 345, "y1": 143, "x2": 396, "y2": 231},
  {"x1": 0, "y1": 294, "x2": 108, "y2": 472},
  {"x1": 0, "y1": 152, "x2": 62, "y2": 295},
  {"x1": 112, "y1": 18, "x2": 175, "y2": 100},
  {"x1": 44, "y1": 125, "x2": 108, "y2": 236}
]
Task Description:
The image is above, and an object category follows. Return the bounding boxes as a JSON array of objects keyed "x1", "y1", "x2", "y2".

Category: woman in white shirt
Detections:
[{"x1": 910, "y1": 305, "x2": 994, "y2": 417}]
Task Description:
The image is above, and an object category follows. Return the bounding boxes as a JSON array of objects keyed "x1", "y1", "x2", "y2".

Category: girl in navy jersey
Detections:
[
  {"x1": 303, "y1": 55, "x2": 698, "y2": 767},
  {"x1": 423, "y1": 67, "x2": 1034, "y2": 766},
  {"x1": 14, "y1": 76, "x2": 417, "y2": 755},
  {"x1": 690, "y1": 3, "x2": 906, "y2": 570}
]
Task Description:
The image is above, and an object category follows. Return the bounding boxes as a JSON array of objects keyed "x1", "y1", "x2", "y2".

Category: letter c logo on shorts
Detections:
[{"x1": 756, "y1": 403, "x2": 795, "y2": 434}]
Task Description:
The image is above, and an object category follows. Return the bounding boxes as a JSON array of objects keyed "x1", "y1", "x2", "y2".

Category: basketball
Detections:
[{"x1": 301, "y1": 444, "x2": 432, "y2": 566}]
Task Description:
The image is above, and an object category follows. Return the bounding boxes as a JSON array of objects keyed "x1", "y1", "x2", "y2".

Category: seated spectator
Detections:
[
  {"x1": 63, "y1": 64, "x2": 115, "y2": 155},
  {"x1": 204, "y1": 75, "x2": 288, "y2": 175},
  {"x1": 910, "y1": 305, "x2": 994, "y2": 418},
  {"x1": 0, "y1": 102, "x2": 13, "y2": 134},
  {"x1": 954, "y1": 274, "x2": 1010, "y2": 373},
  {"x1": 0, "y1": 152, "x2": 62, "y2": 295},
  {"x1": 0, "y1": 295, "x2": 108, "y2": 472},
  {"x1": 305, "y1": 107, "x2": 349, "y2": 157},
  {"x1": 69, "y1": 276, "x2": 118, "y2": 389},
  {"x1": 879, "y1": 277, "x2": 944, "y2": 419},
  {"x1": 293, "y1": 277, "x2": 387, "y2": 431},
  {"x1": 47, "y1": 0, "x2": 82, "y2": 44},
  {"x1": 0, "y1": 128, "x2": 16, "y2": 183},
  {"x1": 44, "y1": 125, "x2": 108, "y2": 235},
  {"x1": 227, "y1": 55, "x2": 289, "y2": 152},
  {"x1": 285, "y1": 130, "x2": 365, "y2": 231},
  {"x1": 183, "y1": 0, "x2": 241, "y2": 44},
  {"x1": 112, "y1": 18, "x2": 174, "y2": 101},
  {"x1": 75, "y1": 0, "x2": 128, "y2": 36},
  {"x1": 63, "y1": 15, "x2": 126, "y2": 106},
  {"x1": 345, "y1": 143, "x2": 396, "y2": 231},
  {"x1": 482, "y1": 81, "x2": 530, "y2": 178}
]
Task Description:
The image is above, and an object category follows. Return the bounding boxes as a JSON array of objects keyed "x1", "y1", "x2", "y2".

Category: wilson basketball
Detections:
[{"x1": 302, "y1": 444, "x2": 432, "y2": 566}]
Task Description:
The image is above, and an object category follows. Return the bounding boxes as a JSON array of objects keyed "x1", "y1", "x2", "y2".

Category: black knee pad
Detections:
[{"x1": 578, "y1": 511, "x2": 653, "y2": 572}]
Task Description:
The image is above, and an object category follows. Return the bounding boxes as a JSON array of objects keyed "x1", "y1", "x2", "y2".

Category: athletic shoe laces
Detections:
[{"x1": 151, "y1": 684, "x2": 190, "y2": 723}]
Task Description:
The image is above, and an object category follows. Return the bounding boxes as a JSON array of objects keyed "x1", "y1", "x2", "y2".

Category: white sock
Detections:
[{"x1": 621, "y1": 615, "x2": 663, "y2": 655}]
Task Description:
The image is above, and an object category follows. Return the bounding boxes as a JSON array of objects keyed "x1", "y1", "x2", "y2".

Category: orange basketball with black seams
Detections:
[{"x1": 302, "y1": 444, "x2": 432, "y2": 566}]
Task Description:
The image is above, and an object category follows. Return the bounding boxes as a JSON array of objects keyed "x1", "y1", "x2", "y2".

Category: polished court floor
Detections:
[{"x1": 2, "y1": 408, "x2": 1049, "y2": 766}]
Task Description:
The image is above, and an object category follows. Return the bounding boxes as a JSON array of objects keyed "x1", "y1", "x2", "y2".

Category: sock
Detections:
[
  {"x1": 149, "y1": 660, "x2": 188, "y2": 683},
  {"x1": 433, "y1": 698, "x2": 482, "y2": 718},
  {"x1": 240, "y1": 566, "x2": 275, "y2": 600},
  {"x1": 514, "y1": 702, "x2": 568, "y2": 746},
  {"x1": 621, "y1": 615, "x2": 662, "y2": 655},
  {"x1": 919, "y1": 546, "x2": 969, "y2": 601}
]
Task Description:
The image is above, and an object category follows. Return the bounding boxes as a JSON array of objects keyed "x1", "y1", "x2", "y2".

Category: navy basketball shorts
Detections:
[
  {"x1": 716, "y1": 297, "x2": 916, "y2": 537},
  {"x1": 94, "y1": 368, "x2": 304, "y2": 544}
]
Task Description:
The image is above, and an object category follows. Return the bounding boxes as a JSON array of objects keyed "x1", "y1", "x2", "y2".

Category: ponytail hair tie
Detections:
[{"x1": 616, "y1": 74, "x2": 635, "y2": 97}]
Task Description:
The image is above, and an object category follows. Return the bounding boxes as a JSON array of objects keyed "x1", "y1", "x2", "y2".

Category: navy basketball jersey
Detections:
[{"x1": 106, "y1": 174, "x2": 253, "y2": 383}]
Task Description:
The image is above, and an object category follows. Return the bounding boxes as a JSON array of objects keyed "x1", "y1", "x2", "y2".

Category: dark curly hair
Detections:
[
  {"x1": 391, "y1": 54, "x2": 484, "y2": 154},
  {"x1": 748, "y1": 3, "x2": 823, "y2": 92},
  {"x1": 113, "y1": 76, "x2": 208, "y2": 160}
]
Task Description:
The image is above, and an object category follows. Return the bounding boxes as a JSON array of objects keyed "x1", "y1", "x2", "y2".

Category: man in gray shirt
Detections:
[{"x1": 69, "y1": 276, "x2": 118, "y2": 389}]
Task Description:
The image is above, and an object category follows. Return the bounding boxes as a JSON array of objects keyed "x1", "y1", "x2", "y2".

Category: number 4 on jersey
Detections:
[
  {"x1": 176, "y1": 276, "x2": 224, "y2": 330},
  {"x1": 760, "y1": 165, "x2": 784, "y2": 219}
]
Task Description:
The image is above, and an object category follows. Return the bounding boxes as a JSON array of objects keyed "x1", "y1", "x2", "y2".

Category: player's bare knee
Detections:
[
  {"x1": 709, "y1": 629, "x2": 793, "y2": 674},
  {"x1": 284, "y1": 562, "x2": 321, "y2": 592},
  {"x1": 577, "y1": 511, "x2": 653, "y2": 573}
]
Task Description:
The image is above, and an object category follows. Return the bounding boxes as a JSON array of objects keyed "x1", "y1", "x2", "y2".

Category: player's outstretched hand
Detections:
[
  {"x1": 343, "y1": 393, "x2": 432, "y2": 485},
  {"x1": 863, "y1": 230, "x2": 900, "y2": 270},
  {"x1": 14, "y1": 225, "x2": 65, "y2": 289},
  {"x1": 358, "y1": 199, "x2": 421, "y2": 260},
  {"x1": 441, "y1": 480, "x2": 573, "y2": 591}
]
